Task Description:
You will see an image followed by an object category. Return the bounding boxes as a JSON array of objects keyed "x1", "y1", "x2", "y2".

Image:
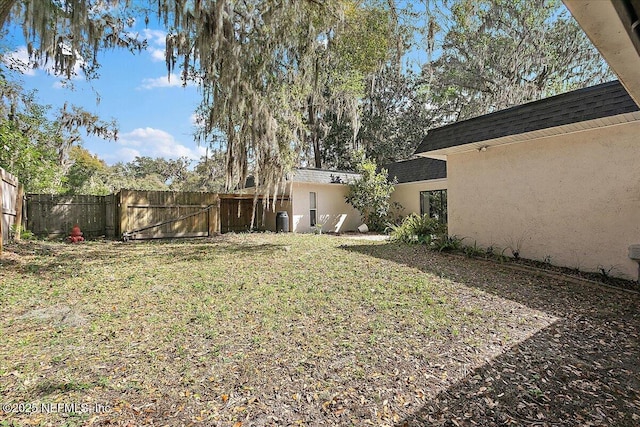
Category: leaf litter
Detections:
[{"x1": 0, "y1": 235, "x2": 638, "y2": 426}]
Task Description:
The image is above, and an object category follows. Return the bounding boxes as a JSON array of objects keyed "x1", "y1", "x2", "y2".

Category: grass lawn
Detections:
[{"x1": 1, "y1": 234, "x2": 638, "y2": 426}]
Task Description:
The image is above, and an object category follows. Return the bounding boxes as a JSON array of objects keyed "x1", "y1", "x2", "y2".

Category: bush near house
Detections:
[
  {"x1": 345, "y1": 159, "x2": 396, "y2": 231},
  {"x1": 390, "y1": 213, "x2": 467, "y2": 252},
  {"x1": 389, "y1": 213, "x2": 444, "y2": 244}
]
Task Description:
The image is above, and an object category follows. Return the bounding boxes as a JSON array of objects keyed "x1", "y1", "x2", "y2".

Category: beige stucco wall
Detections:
[
  {"x1": 447, "y1": 121, "x2": 640, "y2": 280},
  {"x1": 257, "y1": 200, "x2": 292, "y2": 232},
  {"x1": 390, "y1": 179, "x2": 448, "y2": 216},
  {"x1": 291, "y1": 183, "x2": 361, "y2": 233}
]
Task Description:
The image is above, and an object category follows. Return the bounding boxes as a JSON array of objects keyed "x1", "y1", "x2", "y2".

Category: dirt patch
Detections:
[
  {"x1": 19, "y1": 305, "x2": 88, "y2": 328},
  {"x1": 331, "y1": 232, "x2": 389, "y2": 241}
]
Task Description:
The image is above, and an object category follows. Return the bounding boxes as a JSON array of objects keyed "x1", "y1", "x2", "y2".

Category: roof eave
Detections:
[
  {"x1": 416, "y1": 111, "x2": 640, "y2": 157},
  {"x1": 563, "y1": 0, "x2": 640, "y2": 106}
]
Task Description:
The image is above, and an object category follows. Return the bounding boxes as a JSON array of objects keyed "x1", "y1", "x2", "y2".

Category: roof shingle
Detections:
[
  {"x1": 415, "y1": 80, "x2": 639, "y2": 154},
  {"x1": 384, "y1": 157, "x2": 446, "y2": 183}
]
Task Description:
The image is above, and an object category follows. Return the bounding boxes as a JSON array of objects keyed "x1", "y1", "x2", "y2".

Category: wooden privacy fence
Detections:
[
  {"x1": 220, "y1": 196, "x2": 256, "y2": 233},
  {"x1": 1, "y1": 168, "x2": 24, "y2": 252},
  {"x1": 26, "y1": 190, "x2": 291, "y2": 240},
  {"x1": 26, "y1": 194, "x2": 115, "y2": 239},
  {"x1": 27, "y1": 190, "x2": 219, "y2": 240},
  {"x1": 219, "y1": 195, "x2": 291, "y2": 233}
]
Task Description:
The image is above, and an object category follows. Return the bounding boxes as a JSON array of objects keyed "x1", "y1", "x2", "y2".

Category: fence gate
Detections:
[{"x1": 118, "y1": 190, "x2": 219, "y2": 240}]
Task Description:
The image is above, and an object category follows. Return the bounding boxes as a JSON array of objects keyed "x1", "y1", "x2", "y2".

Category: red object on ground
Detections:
[{"x1": 67, "y1": 224, "x2": 85, "y2": 243}]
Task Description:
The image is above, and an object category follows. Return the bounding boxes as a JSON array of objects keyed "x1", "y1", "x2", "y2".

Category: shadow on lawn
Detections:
[
  {"x1": 2, "y1": 238, "x2": 289, "y2": 278},
  {"x1": 342, "y1": 243, "x2": 640, "y2": 426}
]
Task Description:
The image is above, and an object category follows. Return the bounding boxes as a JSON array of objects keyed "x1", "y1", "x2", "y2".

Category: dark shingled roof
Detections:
[
  {"x1": 415, "y1": 80, "x2": 640, "y2": 154},
  {"x1": 384, "y1": 157, "x2": 446, "y2": 183}
]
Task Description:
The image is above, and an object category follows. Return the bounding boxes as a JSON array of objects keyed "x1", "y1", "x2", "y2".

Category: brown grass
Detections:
[{"x1": 0, "y1": 234, "x2": 637, "y2": 426}]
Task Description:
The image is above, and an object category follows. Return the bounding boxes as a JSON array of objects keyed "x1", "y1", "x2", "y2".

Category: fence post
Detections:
[
  {"x1": 13, "y1": 184, "x2": 24, "y2": 241},
  {"x1": 118, "y1": 190, "x2": 128, "y2": 238},
  {"x1": 208, "y1": 194, "x2": 220, "y2": 236},
  {"x1": 104, "y1": 194, "x2": 115, "y2": 238}
]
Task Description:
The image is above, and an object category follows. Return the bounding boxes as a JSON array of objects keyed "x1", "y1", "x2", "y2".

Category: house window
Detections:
[
  {"x1": 309, "y1": 192, "x2": 317, "y2": 227},
  {"x1": 420, "y1": 190, "x2": 447, "y2": 223}
]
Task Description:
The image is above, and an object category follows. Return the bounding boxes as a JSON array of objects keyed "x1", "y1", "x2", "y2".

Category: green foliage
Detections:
[
  {"x1": 329, "y1": 3, "x2": 392, "y2": 96},
  {"x1": 0, "y1": 80, "x2": 65, "y2": 192},
  {"x1": 0, "y1": 119, "x2": 64, "y2": 192},
  {"x1": 9, "y1": 224, "x2": 35, "y2": 241},
  {"x1": 2, "y1": 0, "x2": 615, "y2": 196},
  {"x1": 432, "y1": 235, "x2": 464, "y2": 252},
  {"x1": 0, "y1": 76, "x2": 118, "y2": 193},
  {"x1": 425, "y1": 0, "x2": 613, "y2": 121},
  {"x1": 65, "y1": 146, "x2": 110, "y2": 195},
  {"x1": 305, "y1": 1, "x2": 398, "y2": 169},
  {"x1": 389, "y1": 213, "x2": 444, "y2": 244},
  {"x1": 63, "y1": 151, "x2": 227, "y2": 195},
  {"x1": 462, "y1": 241, "x2": 485, "y2": 258},
  {"x1": 388, "y1": 212, "x2": 463, "y2": 253},
  {"x1": 345, "y1": 159, "x2": 396, "y2": 232},
  {"x1": 322, "y1": 66, "x2": 437, "y2": 169}
]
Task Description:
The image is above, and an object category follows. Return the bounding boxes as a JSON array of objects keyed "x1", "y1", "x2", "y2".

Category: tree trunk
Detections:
[
  {"x1": 313, "y1": 131, "x2": 322, "y2": 169},
  {"x1": 308, "y1": 98, "x2": 322, "y2": 169}
]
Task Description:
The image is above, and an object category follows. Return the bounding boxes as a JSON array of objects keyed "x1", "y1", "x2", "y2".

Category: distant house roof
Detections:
[
  {"x1": 289, "y1": 168, "x2": 360, "y2": 184},
  {"x1": 243, "y1": 168, "x2": 359, "y2": 188},
  {"x1": 384, "y1": 157, "x2": 446, "y2": 183},
  {"x1": 415, "y1": 80, "x2": 640, "y2": 156}
]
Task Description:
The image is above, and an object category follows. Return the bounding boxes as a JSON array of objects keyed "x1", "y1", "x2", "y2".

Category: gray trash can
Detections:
[{"x1": 276, "y1": 211, "x2": 289, "y2": 233}]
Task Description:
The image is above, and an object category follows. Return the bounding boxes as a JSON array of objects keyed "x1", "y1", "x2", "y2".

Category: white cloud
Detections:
[
  {"x1": 190, "y1": 112, "x2": 206, "y2": 126},
  {"x1": 114, "y1": 147, "x2": 142, "y2": 163},
  {"x1": 116, "y1": 127, "x2": 204, "y2": 161},
  {"x1": 150, "y1": 48, "x2": 166, "y2": 62},
  {"x1": 141, "y1": 28, "x2": 167, "y2": 62},
  {"x1": 138, "y1": 73, "x2": 186, "y2": 90},
  {"x1": 3, "y1": 47, "x2": 37, "y2": 76},
  {"x1": 142, "y1": 28, "x2": 166, "y2": 46},
  {"x1": 4, "y1": 46, "x2": 85, "y2": 83}
]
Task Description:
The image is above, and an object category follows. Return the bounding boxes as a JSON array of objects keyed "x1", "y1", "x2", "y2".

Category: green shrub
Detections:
[
  {"x1": 433, "y1": 235, "x2": 463, "y2": 252},
  {"x1": 462, "y1": 241, "x2": 485, "y2": 258},
  {"x1": 9, "y1": 224, "x2": 35, "y2": 242},
  {"x1": 389, "y1": 213, "x2": 445, "y2": 244},
  {"x1": 345, "y1": 159, "x2": 396, "y2": 232}
]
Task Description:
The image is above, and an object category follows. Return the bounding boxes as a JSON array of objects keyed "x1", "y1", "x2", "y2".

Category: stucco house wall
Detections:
[
  {"x1": 291, "y1": 182, "x2": 361, "y2": 233},
  {"x1": 390, "y1": 179, "x2": 448, "y2": 216},
  {"x1": 258, "y1": 199, "x2": 292, "y2": 232},
  {"x1": 446, "y1": 121, "x2": 640, "y2": 280}
]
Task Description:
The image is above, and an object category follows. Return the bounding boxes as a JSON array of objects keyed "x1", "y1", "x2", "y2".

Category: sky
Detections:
[
  {"x1": 3, "y1": 24, "x2": 207, "y2": 166},
  {"x1": 1, "y1": 2, "x2": 434, "y2": 167}
]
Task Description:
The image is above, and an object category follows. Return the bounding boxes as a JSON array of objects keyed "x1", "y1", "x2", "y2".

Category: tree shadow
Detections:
[
  {"x1": 341, "y1": 243, "x2": 640, "y2": 426},
  {"x1": 2, "y1": 238, "x2": 290, "y2": 278}
]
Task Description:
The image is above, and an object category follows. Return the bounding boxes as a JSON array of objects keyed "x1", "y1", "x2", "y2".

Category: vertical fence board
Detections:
[
  {"x1": 13, "y1": 184, "x2": 24, "y2": 241},
  {"x1": 105, "y1": 194, "x2": 115, "y2": 238},
  {"x1": 1, "y1": 168, "x2": 21, "y2": 249}
]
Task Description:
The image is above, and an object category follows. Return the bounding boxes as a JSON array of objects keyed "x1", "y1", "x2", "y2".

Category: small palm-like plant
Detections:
[{"x1": 389, "y1": 213, "x2": 445, "y2": 245}]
